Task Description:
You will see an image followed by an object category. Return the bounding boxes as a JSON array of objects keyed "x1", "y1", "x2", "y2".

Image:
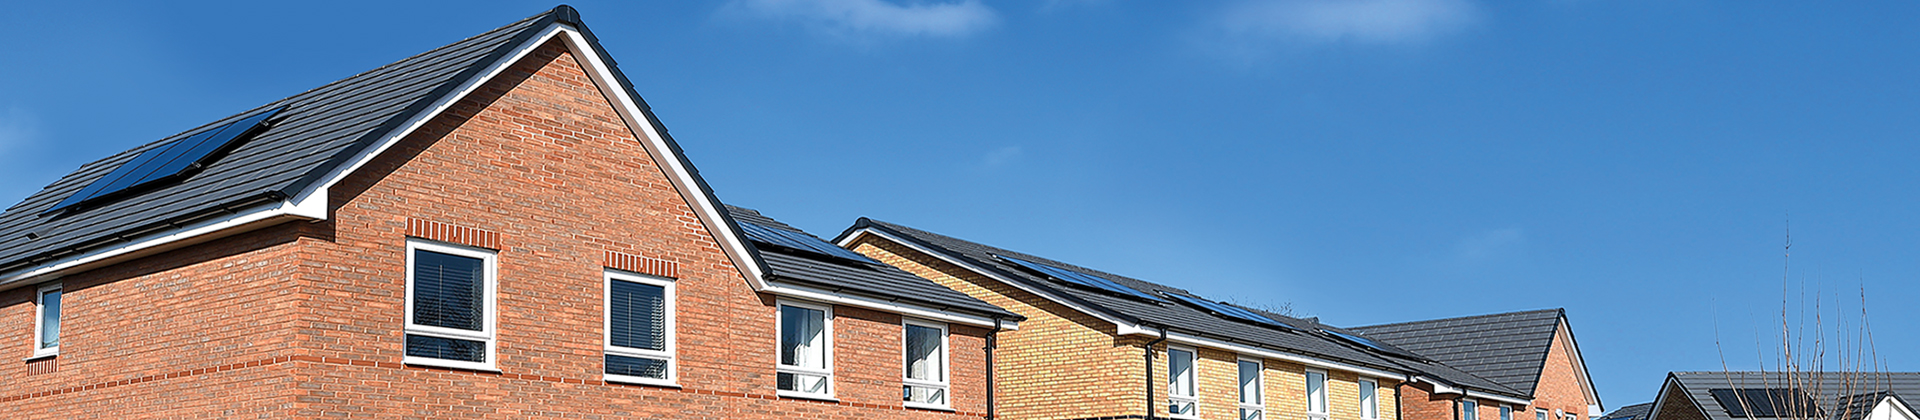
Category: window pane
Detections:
[
  {"x1": 606, "y1": 354, "x2": 668, "y2": 379},
  {"x1": 1243, "y1": 408, "x2": 1266, "y2": 420},
  {"x1": 779, "y1": 371, "x2": 829, "y2": 393},
  {"x1": 1170, "y1": 400, "x2": 1195, "y2": 416},
  {"x1": 1539, "y1": 410, "x2": 1549, "y2": 420},
  {"x1": 1464, "y1": 401, "x2": 1479, "y2": 420},
  {"x1": 1239, "y1": 360, "x2": 1261, "y2": 405},
  {"x1": 1361, "y1": 380, "x2": 1379, "y2": 418},
  {"x1": 906, "y1": 384, "x2": 948, "y2": 404},
  {"x1": 1503, "y1": 406, "x2": 1514, "y2": 420},
  {"x1": 39, "y1": 289, "x2": 60, "y2": 349},
  {"x1": 413, "y1": 250, "x2": 485, "y2": 331},
  {"x1": 609, "y1": 280, "x2": 666, "y2": 351},
  {"x1": 780, "y1": 305, "x2": 826, "y2": 369},
  {"x1": 1307, "y1": 371, "x2": 1328, "y2": 413},
  {"x1": 1169, "y1": 348, "x2": 1195, "y2": 396},
  {"x1": 905, "y1": 324, "x2": 943, "y2": 382},
  {"x1": 405, "y1": 334, "x2": 486, "y2": 362}
]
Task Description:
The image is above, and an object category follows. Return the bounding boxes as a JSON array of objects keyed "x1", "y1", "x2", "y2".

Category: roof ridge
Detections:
[{"x1": 1354, "y1": 308, "x2": 1564, "y2": 330}]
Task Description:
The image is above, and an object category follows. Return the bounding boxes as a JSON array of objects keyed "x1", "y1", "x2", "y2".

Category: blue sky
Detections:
[{"x1": 2, "y1": 0, "x2": 1915, "y2": 407}]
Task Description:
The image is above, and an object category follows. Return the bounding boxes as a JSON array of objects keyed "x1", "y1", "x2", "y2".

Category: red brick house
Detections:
[
  {"x1": 0, "y1": 6, "x2": 1020, "y2": 418},
  {"x1": 1354, "y1": 310, "x2": 1604, "y2": 420}
]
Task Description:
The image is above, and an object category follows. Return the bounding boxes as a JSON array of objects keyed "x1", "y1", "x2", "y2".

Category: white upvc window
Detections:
[
  {"x1": 903, "y1": 318, "x2": 950, "y2": 409},
  {"x1": 1307, "y1": 369, "x2": 1330, "y2": 419},
  {"x1": 1361, "y1": 378, "x2": 1381, "y2": 420},
  {"x1": 604, "y1": 270, "x2": 675, "y2": 386},
  {"x1": 402, "y1": 240, "x2": 498, "y2": 371},
  {"x1": 1463, "y1": 400, "x2": 1480, "y2": 420},
  {"x1": 1167, "y1": 346, "x2": 1199, "y2": 418},
  {"x1": 777, "y1": 300, "x2": 834, "y2": 398},
  {"x1": 1238, "y1": 357, "x2": 1265, "y2": 420},
  {"x1": 32, "y1": 283, "x2": 61, "y2": 358},
  {"x1": 1537, "y1": 409, "x2": 1549, "y2": 420},
  {"x1": 1502, "y1": 405, "x2": 1514, "y2": 420}
]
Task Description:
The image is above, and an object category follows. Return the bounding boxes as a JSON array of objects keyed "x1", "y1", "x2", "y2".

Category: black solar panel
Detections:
[
  {"x1": 45, "y1": 107, "x2": 284, "y2": 214},
  {"x1": 1164, "y1": 293, "x2": 1293, "y2": 329},
  {"x1": 1323, "y1": 329, "x2": 1423, "y2": 358},
  {"x1": 996, "y1": 254, "x2": 1164, "y2": 302},
  {"x1": 1709, "y1": 388, "x2": 1822, "y2": 418},
  {"x1": 736, "y1": 219, "x2": 879, "y2": 263}
]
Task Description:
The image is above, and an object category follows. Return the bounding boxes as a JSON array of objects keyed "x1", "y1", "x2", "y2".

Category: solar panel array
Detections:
[
  {"x1": 46, "y1": 107, "x2": 284, "y2": 214},
  {"x1": 995, "y1": 254, "x2": 1164, "y2": 302},
  {"x1": 736, "y1": 220, "x2": 879, "y2": 263},
  {"x1": 1323, "y1": 329, "x2": 1421, "y2": 358},
  {"x1": 1164, "y1": 293, "x2": 1295, "y2": 330}
]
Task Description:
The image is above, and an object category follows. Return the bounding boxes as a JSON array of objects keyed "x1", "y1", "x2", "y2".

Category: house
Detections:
[
  {"x1": 1647, "y1": 372, "x2": 1920, "y2": 420},
  {"x1": 1355, "y1": 309, "x2": 1604, "y2": 420},
  {"x1": 1601, "y1": 402, "x2": 1655, "y2": 420},
  {"x1": 0, "y1": 6, "x2": 1020, "y2": 418},
  {"x1": 835, "y1": 219, "x2": 1535, "y2": 420}
]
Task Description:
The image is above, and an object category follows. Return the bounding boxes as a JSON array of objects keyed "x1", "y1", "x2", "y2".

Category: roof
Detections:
[
  {"x1": 0, "y1": 8, "x2": 564, "y2": 276},
  {"x1": 1831, "y1": 391, "x2": 1911, "y2": 420},
  {"x1": 1603, "y1": 402, "x2": 1655, "y2": 420},
  {"x1": 1353, "y1": 309, "x2": 1567, "y2": 396},
  {"x1": 727, "y1": 206, "x2": 1018, "y2": 321},
  {"x1": 841, "y1": 218, "x2": 1529, "y2": 399},
  {"x1": 1664, "y1": 372, "x2": 1920, "y2": 420}
]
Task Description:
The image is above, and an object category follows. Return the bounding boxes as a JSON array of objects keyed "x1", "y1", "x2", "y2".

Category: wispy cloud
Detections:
[
  {"x1": 1455, "y1": 227, "x2": 1524, "y2": 261},
  {"x1": 725, "y1": 0, "x2": 998, "y2": 40},
  {"x1": 981, "y1": 145, "x2": 1023, "y2": 167},
  {"x1": 0, "y1": 106, "x2": 36, "y2": 157},
  {"x1": 1214, "y1": 0, "x2": 1481, "y2": 46}
]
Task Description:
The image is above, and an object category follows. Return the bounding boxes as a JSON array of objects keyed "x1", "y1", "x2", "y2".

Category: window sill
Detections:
[
  {"x1": 402, "y1": 357, "x2": 499, "y2": 373},
  {"x1": 23, "y1": 352, "x2": 57, "y2": 362},
  {"x1": 604, "y1": 374, "x2": 679, "y2": 388},
  {"x1": 776, "y1": 391, "x2": 839, "y2": 402},
  {"x1": 905, "y1": 402, "x2": 954, "y2": 412}
]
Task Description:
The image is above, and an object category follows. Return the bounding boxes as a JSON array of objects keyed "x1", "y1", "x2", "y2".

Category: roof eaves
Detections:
[{"x1": 846, "y1": 218, "x2": 1142, "y2": 326}]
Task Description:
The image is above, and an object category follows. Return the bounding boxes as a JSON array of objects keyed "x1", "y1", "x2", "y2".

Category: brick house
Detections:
[
  {"x1": 1645, "y1": 372, "x2": 1920, "y2": 420},
  {"x1": 0, "y1": 6, "x2": 1023, "y2": 418},
  {"x1": 835, "y1": 220, "x2": 1534, "y2": 420},
  {"x1": 1354, "y1": 310, "x2": 1604, "y2": 420}
]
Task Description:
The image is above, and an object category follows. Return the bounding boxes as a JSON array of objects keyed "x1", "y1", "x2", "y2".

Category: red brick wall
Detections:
[
  {"x1": 1398, "y1": 320, "x2": 1598, "y2": 420},
  {"x1": 2, "y1": 37, "x2": 991, "y2": 419}
]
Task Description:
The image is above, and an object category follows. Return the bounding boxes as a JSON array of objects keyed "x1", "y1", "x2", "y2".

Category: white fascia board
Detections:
[
  {"x1": 1465, "y1": 390, "x2": 1534, "y2": 407},
  {"x1": 764, "y1": 282, "x2": 1017, "y2": 330},
  {"x1": 0, "y1": 199, "x2": 314, "y2": 290},
  {"x1": 1412, "y1": 376, "x2": 1533, "y2": 407},
  {"x1": 1647, "y1": 376, "x2": 1694, "y2": 420},
  {"x1": 838, "y1": 228, "x2": 1132, "y2": 330},
  {"x1": 1158, "y1": 329, "x2": 1408, "y2": 381}
]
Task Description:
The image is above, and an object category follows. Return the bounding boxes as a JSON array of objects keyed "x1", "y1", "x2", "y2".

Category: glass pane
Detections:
[
  {"x1": 1539, "y1": 410, "x2": 1549, "y2": 420},
  {"x1": 905, "y1": 384, "x2": 948, "y2": 404},
  {"x1": 1464, "y1": 401, "x2": 1479, "y2": 420},
  {"x1": 606, "y1": 354, "x2": 668, "y2": 379},
  {"x1": 1170, "y1": 400, "x2": 1195, "y2": 416},
  {"x1": 1307, "y1": 371, "x2": 1327, "y2": 413},
  {"x1": 413, "y1": 250, "x2": 485, "y2": 331},
  {"x1": 39, "y1": 289, "x2": 60, "y2": 349},
  {"x1": 405, "y1": 334, "x2": 486, "y2": 362},
  {"x1": 609, "y1": 280, "x2": 666, "y2": 351},
  {"x1": 905, "y1": 324, "x2": 943, "y2": 381},
  {"x1": 1362, "y1": 380, "x2": 1379, "y2": 418},
  {"x1": 1503, "y1": 407, "x2": 1514, "y2": 420},
  {"x1": 1169, "y1": 349, "x2": 1194, "y2": 396},
  {"x1": 1244, "y1": 408, "x2": 1266, "y2": 420},
  {"x1": 1238, "y1": 360, "x2": 1261, "y2": 405},
  {"x1": 778, "y1": 371, "x2": 829, "y2": 394},
  {"x1": 780, "y1": 305, "x2": 826, "y2": 369}
]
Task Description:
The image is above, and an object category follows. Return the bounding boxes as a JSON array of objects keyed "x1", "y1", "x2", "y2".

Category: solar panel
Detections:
[
  {"x1": 736, "y1": 220, "x2": 879, "y2": 263},
  {"x1": 995, "y1": 254, "x2": 1163, "y2": 302},
  {"x1": 1163, "y1": 293, "x2": 1294, "y2": 329},
  {"x1": 45, "y1": 107, "x2": 284, "y2": 214},
  {"x1": 1323, "y1": 329, "x2": 1420, "y2": 358},
  {"x1": 1709, "y1": 388, "x2": 1822, "y2": 418}
]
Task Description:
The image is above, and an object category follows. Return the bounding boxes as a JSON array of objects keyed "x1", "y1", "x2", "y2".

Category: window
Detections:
[
  {"x1": 1502, "y1": 406, "x2": 1514, "y2": 420},
  {"x1": 777, "y1": 301, "x2": 832, "y2": 398},
  {"x1": 1238, "y1": 358, "x2": 1264, "y2": 420},
  {"x1": 903, "y1": 319, "x2": 949, "y2": 408},
  {"x1": 1463, "y1": 400, "x2": 1480, "y2": 420},
  {"x1": 403, "y1": 240, "x2": 497, "y2": 371},
  {"x1": 32, "y1": 284, "x2": 61, "y2": 358},
  {"x1": 1307, "y1": 370, "x2": 1330, "y2": 418},
  {"x1": 1538, "y1": 409, "x2": 1549, "y2": 420},
  {"x1": 1361, "y1": 378, "x2": 1380, "y2": 419},
  {"x1": 604, "y1": 270, "x2": 674, "y2": 385},
  {"x1": 1167, "y1": 347, "x2": 1198, "y2": 418}
]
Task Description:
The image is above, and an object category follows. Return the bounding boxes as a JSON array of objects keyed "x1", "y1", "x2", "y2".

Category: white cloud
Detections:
[
  {"x1": 1217, "y1": 0, "x2": 1480, "y2": 45},
  {"x1": 727, "y1": 0, "x2": 998, "y2": 39},
  {"x1": 1455, "y1": 227, "x2": 1524, "y2": 261},
  {"x1": 0, "y1": 106, "x2": 35, "y2": 156},
  {"x1": 982, "y1": 145, "x2": 1022, "y2": 167}
]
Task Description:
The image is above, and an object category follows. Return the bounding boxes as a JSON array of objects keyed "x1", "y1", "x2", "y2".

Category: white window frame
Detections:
[
  {"x1": 1167, "y1": 345, "x2": 1199, "y2": 419},
  {"x1": 1537, "y1": 409, "x2": 1549, "y2": 420},
  {"x1": 603, "y1": 269, "x2": 676, "y2": 386},
  {"x1": 1463, "y1": 400, "x2": 1480, "y2": 420},
  {"x1": 401, "y1": 239, "x2": 498, "y2": 371},
  {"x1": 1307, "y1": 368, "x2": 1331, "y2": 420},
  {"x1": 1361, "y1": 378, "x2": 1381, "y2": 420},
  {"x1": 775, "y1": 299, "x2": 835, "y2": 400},
  {"x1": 31, "y1": 283, "x2": 61, "y2": 359},
  {"x1": 1237, "y1": 356, "x2": 1265, "y2": 420},
  {"x1": 901, "y1": 318, "x2": 951, "y2": 410},
  {"x1": 1502, "y1": 405, "x2": 1514, "y2": 420}
]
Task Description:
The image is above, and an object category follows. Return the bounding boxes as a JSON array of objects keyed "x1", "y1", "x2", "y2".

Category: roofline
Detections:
[
  {"x1": 763, "y1": 280, "x2": 1019, "y2": 329},
  {"x1": 1354, "y1": 308, "x2": 1567, "y2": 330},
  {"x1": 1559, "y1": 311, "x2": 1605, "y2": 414},
  {"x1": 1649, "y1": 373, "x2": 1715, "y2": 420}
]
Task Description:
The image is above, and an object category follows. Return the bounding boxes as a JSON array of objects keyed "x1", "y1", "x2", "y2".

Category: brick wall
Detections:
[
  {"x1": 2, "y1": 37, "x2": 992, "y2": 419},
  {"x1": 1399, "y1": 320, "x2": 1597, "y2": 420},
  {"x1": 1649, "y1": 383, "x2": 1706, "y2": 420}
]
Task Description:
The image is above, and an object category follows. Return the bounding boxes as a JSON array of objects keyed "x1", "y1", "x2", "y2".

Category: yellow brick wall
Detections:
[{"x1": 849, "y1": 234, "x2": 1401, "y2": 420}]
